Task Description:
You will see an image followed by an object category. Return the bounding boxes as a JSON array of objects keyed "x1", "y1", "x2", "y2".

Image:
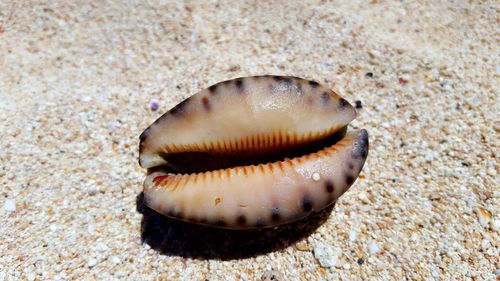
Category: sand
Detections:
[{"x1": 0, "y1": 1, "x2": 498, "y2": 280}]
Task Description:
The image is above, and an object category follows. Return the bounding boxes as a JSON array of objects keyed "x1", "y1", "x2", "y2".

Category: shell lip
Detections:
[
  {"x1": 142, "y1": 125, "x2": 351, "y2": 175},
  {"x1": 142, "y1": 128, "x2": 369, "y2": 229},
  {"x1": 138, "y1": 124, "x2": 354, "y2": 170}
]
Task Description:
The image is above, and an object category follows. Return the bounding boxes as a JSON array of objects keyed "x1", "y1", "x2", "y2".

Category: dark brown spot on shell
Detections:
[
  {"x1": 302, "y1": 196, "x2": 313, "y2": 212},
  {"x1": 201, "y1": 96, "x2": 211, "y2": 110},
  {"x1": 321, "y1": 92, "x2": 330, "y2": 103},
  {"x1": 273, "y1": 76, "x2": 292, "y2": 86},
  {"x1": 271, "y1": 208, "x2": 281, "y2": 222},
  {"x1": 138, "y1": 142, "x2": 145, "y2": 156},
  {"x1": 139, "y1": 128, "x2": 149, "y2": 142},
  {"x1": 296, "y1": 82, "x2": 303, "y2": 93},
  {"x1": 208, "y1": 84, "x2": 217, "y2": 94},
  {"x1": 214, "y1": 197, "x2": 221, "y2": 205},
  {"x1": 235, "y1": 78, "x2": 244, "y2": 92},
  {"x1": 325, "y1": 180, "x2": 334, "y2": 193},
  {"x1": 216, "y1": 219, "x2": 227, "y2": 227},
  {"x1": 237, "y1": 215, "x2": 247, "y2": 225},
  {"x1": 170, "y1": 98, "x2": 189, "y2": 116},
  {"x1": 254, "y1": 218, "x2": 265, "y2": 228},
  {"x1": 309, "y1": 81, "x2": 319, "y2": 88},
  {"x1": 339, "y1": 98, "x2": 349, "y2": 108},
  {"x1": 348, "y1": 162, "x2": 354, "y2": 170},
  {"x1": 174, "y1": 211, "x2": 184, "y2": 219},
  {"x1": 353, "y1": 129, "x2": 369, "y2": 159},
  {"x1": 346, "y1": 174, "x2": 354, "y2": 185}
]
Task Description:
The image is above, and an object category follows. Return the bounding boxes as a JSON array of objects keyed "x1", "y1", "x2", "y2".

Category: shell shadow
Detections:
[{"x1": 136, "y1": 192, "x2": 335, "y2": 260}]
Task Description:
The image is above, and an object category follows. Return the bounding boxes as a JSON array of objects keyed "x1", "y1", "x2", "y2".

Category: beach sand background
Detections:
[{"x1": 0, "y1": 1, "x2": 498, "y2": 280}]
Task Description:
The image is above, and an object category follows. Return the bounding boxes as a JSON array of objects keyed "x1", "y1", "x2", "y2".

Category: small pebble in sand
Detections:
[
  {"x1": 349, "y1": 230, "x2": 357, "y2": 241},
  {"x1": 313, "y1": 243, "x2": 339, "y2": 268},
  {"x1": 357, "y1": 258, "x2": 364, "y2": 265},
  {"x1": 295, "y1": 241, "x2": 312, "y2": 251},
  {"x1": 425, "y1": 151, "x2": 437, "y2": 161},
  {"x1": 365, "y1": 72, "x2": 374, "y2": 78},
  {"x1": 476, "y1": 208, "x2": 491, "y2": 227},
  {"x1": 368, "y1": 242, "x2": 380, "y2": 255},
  {"x1": 95, "y1": 242, "x2": 108, "y2": 252},
  {"x1": 87, "y1": 258, "x2": 98, "y2": 267},
  {"x1": 4, "y1": 199, "x2": 15, "y2": 212},
  {"x1": 441, "y1": 82, "x2": 452, "y2": 91},
  {"x1": 494, "y1": 269, "x2": 500, "y2": 276},
  {"x1": 400, "y1": 64, "x2": 417, "y2": 72},
  {"x1": 492, "y1": 220, "x2": 500, "y2": 231},
  {"x1": 355, "y1": 100, "x2": 362, "y2": 109},
  {"x1": 261, "y1": 270, "x2": 282, "y2": 281},
  {"x1": 150, "y1": 100, "x2": 159, "y2": 111},
  {"x1": 110, "y1": 256, "x2": 121, "y2": 264},
  {"x1": 26, "y1": 273, "x2": 36, "y2": 281},
  {"x1": 82, "y1": 96, "x2": 91, "y2": 102}
]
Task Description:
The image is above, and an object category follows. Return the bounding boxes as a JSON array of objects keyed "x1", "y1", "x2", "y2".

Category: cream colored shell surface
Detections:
[{"x1": 139, "y1": 76, "x2": 356, "y2": 169}]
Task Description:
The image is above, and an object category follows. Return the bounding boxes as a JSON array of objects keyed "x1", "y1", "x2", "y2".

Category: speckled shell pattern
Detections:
[{"x1": 139, "y1": 75, "x2": 369, "y2": 229}]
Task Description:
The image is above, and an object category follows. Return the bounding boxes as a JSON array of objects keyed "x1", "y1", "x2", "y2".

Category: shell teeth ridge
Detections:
[{"x1": 160, "y1": 126, "x2": 343, "y2": 154}]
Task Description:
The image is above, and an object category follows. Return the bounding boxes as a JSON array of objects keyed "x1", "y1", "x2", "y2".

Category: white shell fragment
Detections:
[
  {"x1": 4, "y1": 199, "x2": 16, "y2": 212},
  {"x1": 139, "y1": 75, "x2": 369, "y2": 229}
]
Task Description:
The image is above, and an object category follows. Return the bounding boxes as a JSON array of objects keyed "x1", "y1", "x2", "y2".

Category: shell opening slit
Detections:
[{"x1": 139, "y1": 75, "x2": 369, "y2": 229}]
